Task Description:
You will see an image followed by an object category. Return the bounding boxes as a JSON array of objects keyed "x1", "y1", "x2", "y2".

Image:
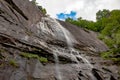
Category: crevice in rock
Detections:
[
  {"x1": 0, "y1": 14, "x2": 13, "y2": 24},
  {"x1": 7, "y1": 5, "x2": 21, "y2": 24},
  {"x1": 0, "y1": 33, "x2": 74, "y2": 63},
  {"x1": 110, "y1": 75, "x2": 116, "y2": 80},
  {"x1": 0, "y1": 6, "x2": 17, "y2": 25},
  {"x1": 102, "y1": 67, "x2": 112, "y2": 73},
  {"x1": 0, "y1": 9, "x2": 5, "y2": 14},
  {"x1": 4, "y1": 0, "x2": 28, "y2": 20},
  {"x1": 92, "y1": 68, "x2": 103, "y2": 80}
]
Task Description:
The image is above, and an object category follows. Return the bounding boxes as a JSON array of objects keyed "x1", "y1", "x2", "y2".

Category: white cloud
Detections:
[{"x1": 36, "y1": 0, "x2": 120, "y2": 21}]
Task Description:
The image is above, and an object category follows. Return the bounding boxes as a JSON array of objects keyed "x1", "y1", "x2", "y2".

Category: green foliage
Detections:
[
  {"x1": 98, "y1": 34, "x2": 105, "y2": 40},
  {"x1": 101, "y1": 48, "x2": 120, "y2": 62},
  {"x1": 103, "y1": 38, "x2": 115, "y2": 48},
  {"x1": 20, "y1": 52, "x2": 38, "y2": 58},
  {"x1": 31, "y1": 0, "x2": 38, "y2": 5},
  {"x1": 30, "y1": 0, "x2": 47, "y2": 15},
  {"x1": 38, "y1": 57, "x2": 48, "y2": 63},
  {"x1": 101, "y1": 51, "x2": 113, "y2": 59},
  {"x1": 38, "y1": 6, "x2": 47, "y2": 15},
  {"x1": 9, "y1": 59, "x2": 19, "y2": 68},
  {"x1": 65, "y1": 9, "x2": 120, "y2": 63},
  {"x1": 96, "y1": 9, "x2": 110, "y2": 21},
  {"x1": 99, "y1": 10, "x2": 120, "y2": 62},
  {"x1": 65, "y1": 17, "x2": 97, "y2": 31},
  {"x1": 115, "y1": 33, "x2": 120, "y2": 45},
  {"x1": 20, "y1": 52, "x2": 48, "y2": 63}
]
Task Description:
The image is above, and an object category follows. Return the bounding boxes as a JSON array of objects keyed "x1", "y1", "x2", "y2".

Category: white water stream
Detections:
[
  {"x1": 54, "y1": 50, "x2": 62, "y2": 80},
  {"x1": 39, "y1": 17, "x2": 95, "y2": 80}
]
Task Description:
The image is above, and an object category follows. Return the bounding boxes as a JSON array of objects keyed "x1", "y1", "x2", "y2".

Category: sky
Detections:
[{"x1": 36, "y1": 0, "x2": 120, "y2": 21}]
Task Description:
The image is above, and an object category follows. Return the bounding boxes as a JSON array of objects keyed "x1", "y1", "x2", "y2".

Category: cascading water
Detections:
[
  {"x1": 74, "y1": 50, "x2": 93, "y2": 69},
  {"x1": 50, "y1": 17, "x2": 93, "y2": 68},
  {"x1": 53, "y1": 50, "x2": 62, "y2": 80},
  {"x1": 38, "y1": 17, "x2": 96, "y2": 80}
]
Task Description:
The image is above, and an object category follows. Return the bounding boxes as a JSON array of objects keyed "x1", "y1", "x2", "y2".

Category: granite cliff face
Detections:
[{"x1": 0, "y1": 0, "x2": 119, "y2": 80}]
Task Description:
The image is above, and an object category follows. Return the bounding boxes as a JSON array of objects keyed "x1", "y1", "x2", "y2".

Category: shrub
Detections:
[
  {"x1": 98, "y1": 34, "x2": 105, "y2": 40},
  {"x1": 101, "y1": 51, "x2": 113, "y2": 59},
  {"x1": 103, "y1": 38, "x2": 115, "y2": 48}
]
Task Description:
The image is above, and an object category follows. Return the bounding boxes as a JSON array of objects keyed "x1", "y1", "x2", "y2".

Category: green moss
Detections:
[
  {"x1": 101, "y1": 51, "x2": 112, "y2": 59},
  {"x1": 98, "y1": 34, "x2": 105, "y2": 40},
  {"x1": 20, "y1": 52, "x2": 48, "y2": 63},
  {"x1": 111, "y1": 58, "x2": 120, "y2": 62},
  {"x1": 103, "y1": 38, "x2": 115, "y2": 48},
  {"x1": 9, "y1": 59, "x2": 19, "y2": 68},
  {"x1": 100, "y1": 48, "x2": 120, "y2": 63},
  {"x1": 38, "y1": 57, "x2": 48, "y2": 63},
  {"x1": 20, "y1": 52, "x2": 38, "y2": 59}
]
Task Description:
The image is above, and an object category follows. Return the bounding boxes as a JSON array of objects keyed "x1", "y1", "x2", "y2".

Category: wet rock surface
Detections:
[
  {"x1": 0, "y1": 0, "x2": 120, "y2": 80},
  {"x1": 59, "y1": 20, "x2": 109, "y2": 53}
]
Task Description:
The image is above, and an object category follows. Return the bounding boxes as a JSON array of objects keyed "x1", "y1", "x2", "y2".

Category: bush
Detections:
[
  {"x1": 103, "y1": 38, "x2": 115, "y2": 48},
  {"x1": 98, "y1": 34, "x2": 105, "y2": 40},
  {"x1": 100, "y1": 48, "x2": 120, "y2": 63},
  {"x1": 101, "y1": 51, "x2": 113, "y2": 59},
  {"x1": 65, "y1": 9, "x2": 120, "y2": 63}
]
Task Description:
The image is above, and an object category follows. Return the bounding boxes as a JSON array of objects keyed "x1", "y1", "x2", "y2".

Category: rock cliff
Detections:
[{"x1": 0, "y1": 0, "x2": 119, "y2": 80}]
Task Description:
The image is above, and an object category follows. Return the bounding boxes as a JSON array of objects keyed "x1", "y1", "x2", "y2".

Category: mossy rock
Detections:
[
  {"x1": 9, "y1": 59, "x2": 19, "y2": 68},
  {"x1": 20, "y1": 52, "x2": 48, "y2": 63}
]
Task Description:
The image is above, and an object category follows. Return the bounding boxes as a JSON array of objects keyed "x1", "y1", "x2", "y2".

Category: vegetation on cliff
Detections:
[
  {"x1": 30, "y1": 0, "x2": 120, "y2": 63},
  {"x1": 31, "y1": 0, "x2": 47, "y2": 15},
  {"x1": 65, "y1": 9, "x2": 120, "y2": 63},
  {"x1": 20, "y1": 52, "x2": 48, "y2": 63}
]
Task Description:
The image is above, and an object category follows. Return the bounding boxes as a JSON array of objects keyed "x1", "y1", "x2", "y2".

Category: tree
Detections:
[
  {"x1": 38, "y1": 6, "x2": 47, "y2": 15},
  {"x1": 65, "y1": 18, "x2": 74, "y2": 23},
  {"x1": 99, "y1": 9, "x2": 120, "y2": 62},
  {"x1": 31, "y1": 0, "x2": 37, "y2": 5},
  {"x1": 96, "y1": 9, "x2": 110, "y2": 21},
  {"x1": 65, "y1": 9, "x2": 120, "y2": 63}
]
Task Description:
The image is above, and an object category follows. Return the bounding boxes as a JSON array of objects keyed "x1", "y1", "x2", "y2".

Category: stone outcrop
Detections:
[
  {"x1": 0, "y1": 0, "x2": 119, "y2": 80},
  {"x1": 59, "y1": 20, "x2": 108, "y2": 52}
]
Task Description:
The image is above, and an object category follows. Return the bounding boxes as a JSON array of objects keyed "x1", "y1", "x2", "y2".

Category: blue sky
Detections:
[
  {"x1": 57, "y1": 11, "x2": 77, "y2": 20},
  {"x1": 35, "y1": 0, "x2": 120, "y2": 21}
]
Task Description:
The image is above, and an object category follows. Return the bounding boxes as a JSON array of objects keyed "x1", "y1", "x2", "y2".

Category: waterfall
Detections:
[
  {"x1": 38, "y1": 17, "x2": 95, "y2": 80},
  {"x1": 49, "y1": 17, "x2": 93, "y2": 68},
  {"x1": 53, "y1": 50, "x2": 62, "y2": 80},
  {"x1": 75, "y1": 50, "x2": 93, "y2": 68},
  {"x1": 51, "y1": 18, "x2": 77, "y2": 47}
]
